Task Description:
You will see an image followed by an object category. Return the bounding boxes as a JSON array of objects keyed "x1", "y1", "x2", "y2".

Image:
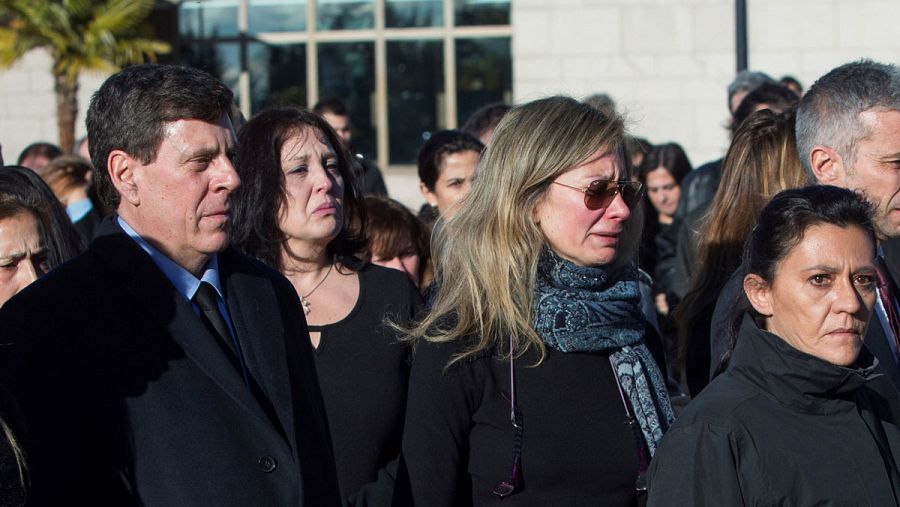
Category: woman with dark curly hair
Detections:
[{"x1": 230, "y1": 108, "x2": 421, "y2": 503}]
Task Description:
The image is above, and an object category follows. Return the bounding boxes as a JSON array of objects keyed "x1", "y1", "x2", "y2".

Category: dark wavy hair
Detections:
[
  {"x1": 231, "y1": 107, "x2": 367, "y2": 271},
  {"x1": 0, "y1": 166, "x2": 83, "y2": 267}
]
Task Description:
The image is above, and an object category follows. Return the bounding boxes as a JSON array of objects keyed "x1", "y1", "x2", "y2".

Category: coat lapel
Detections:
[
  {"x1": 89, "y1": 217, "x2": 273, "y2": 428},
  {"x1": 220, "y1": 249, "x2": 297, "y2": 450}
]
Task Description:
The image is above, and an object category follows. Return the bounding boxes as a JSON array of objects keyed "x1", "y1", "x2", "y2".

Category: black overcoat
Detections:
[{"x1": 0, "y1": 218, "x2": 341, "y2": 506}]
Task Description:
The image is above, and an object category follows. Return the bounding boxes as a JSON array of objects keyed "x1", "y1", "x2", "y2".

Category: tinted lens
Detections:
[
  {"x1": 584, "y1": 180, "x2": 617, "y2": 210},
  {"x1": 584, "y1": 180, "x2": 643, "y2": 210}
]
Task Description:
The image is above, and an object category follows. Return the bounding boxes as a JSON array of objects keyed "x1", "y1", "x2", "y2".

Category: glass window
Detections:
[
  {"x1": 385, "y1": 0, "x2": 442, "y2": 28},
  {"x1": 387, "y1": 40, "x2": 444, "y2": 165},
  {"x1": 455, "y1": 37, "x2": 512, "y2": 126},
  {"x1": 180, "y1": 42, "x2": 242, "y2": 106},
  {"x1": 248, "y1": 42, "x2": 308, "y2": 114},
  {"x1": 454, "y1": 0, "x2": 510, "y2": 26},
  {"x1": 179, "y1": 0, "x2": 239, "y2": 38},
  {"x1": 248, "y1": 0, "x2": 307, "y2": 33},
  {"x1": 316, "y1": 0, "x2": 374, "y2": 30},
  {"x1": 318, "y1": 42, "x2": 377, "y2": 160}
]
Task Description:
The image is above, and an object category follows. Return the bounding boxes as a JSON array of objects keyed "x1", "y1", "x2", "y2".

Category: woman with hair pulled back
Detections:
[
  {"x1": 648, "y1": 186, "x2": 900, "y2": 506},
  {"x1": 401, "y1": 96, "x2": 674, "y2": 505}
]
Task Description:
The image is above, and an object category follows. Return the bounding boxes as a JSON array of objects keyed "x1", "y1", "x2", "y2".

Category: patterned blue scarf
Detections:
[{"x1": 532, "y1": 248, "x2": 675, "y2": 455}]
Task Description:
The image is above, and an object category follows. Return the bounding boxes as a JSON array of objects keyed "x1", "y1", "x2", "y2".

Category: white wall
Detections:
[
  {"x1": 512, "y1": 0, "x2": 900, "y2": 166},
  {"x1": 0, "y1": 49, "x2": 107, "y2": 163}
]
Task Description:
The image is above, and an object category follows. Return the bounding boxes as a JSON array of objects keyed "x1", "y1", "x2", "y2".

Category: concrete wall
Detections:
[
  {"x1": 0, "y1": 49, "x2": 107, "y2": 164},
  {"x1": 512, "y1": 0, "x2": 900, "y2": 166},
  {"x1": 3, "y1": 1, "x2": 899, "y2": 206}
]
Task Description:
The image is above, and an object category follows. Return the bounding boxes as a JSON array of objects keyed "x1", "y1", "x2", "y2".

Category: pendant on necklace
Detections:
[{"x1": 300, "y1": 296, "x2": 312, "y2": 316}]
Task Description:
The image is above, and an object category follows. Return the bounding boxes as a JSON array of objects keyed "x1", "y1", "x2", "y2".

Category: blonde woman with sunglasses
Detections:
[{"x1": 400, "y1": 96, "x2": 674, "y2": 506}]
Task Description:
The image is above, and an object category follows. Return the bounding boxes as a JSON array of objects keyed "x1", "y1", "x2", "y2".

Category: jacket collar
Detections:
[
  {"x1": 728, "y1": 314, "x2": 880, "y2": 415},
  {"x1": 89, "y1": 216, "x2": 294, "y2": 445}
]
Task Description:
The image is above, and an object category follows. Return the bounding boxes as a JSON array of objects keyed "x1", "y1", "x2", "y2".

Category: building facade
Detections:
[{"x1": 1, "y1": 0, "x2": 898, "y2": 206}]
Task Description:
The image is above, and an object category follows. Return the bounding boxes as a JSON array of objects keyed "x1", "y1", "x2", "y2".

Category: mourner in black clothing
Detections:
[
  {"x1": 649, "y1": 186, "x2": 900, "y2": 506},
  {"x1": 401, "y1": 96, "x2": 673, "y2": 506},
  {"x1": 231, "y1": 107, "x2": 421, "y2": 503},
  {"x1": 0, "y1": 65, "x2": 341, "y2": 506}
]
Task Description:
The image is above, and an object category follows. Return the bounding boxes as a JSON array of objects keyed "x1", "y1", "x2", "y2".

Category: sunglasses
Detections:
[{"x1": 553, "y1": 179, "x2": 644, "y2": 210}]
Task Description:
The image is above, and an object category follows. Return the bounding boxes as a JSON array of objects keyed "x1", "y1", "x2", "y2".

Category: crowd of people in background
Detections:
[{"x1": 0, "y1": 57, "x2": 897, "y2": 506}]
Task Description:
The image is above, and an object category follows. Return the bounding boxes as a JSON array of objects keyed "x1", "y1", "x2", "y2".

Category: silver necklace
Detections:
[{"x1": 299, "y1": 263, "x2": 334, "y2": 316}]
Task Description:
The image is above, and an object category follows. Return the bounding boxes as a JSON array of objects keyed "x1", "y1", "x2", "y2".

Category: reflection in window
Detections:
[
  {"x1": 318, "y1": 42, "x2": 377, "y2": 160},
  {"x1": 316, "y1": 0, "x2": 374, "y2": 30},
  {"x1": 385, "y1": 0, "x2": 442, "y2": 28},
  {"x1": 387, "y1": 40, "x2": 444, "y2": 165},
  {"x1": 179, "y1": 0, "x2": 239, "y2": 38},
  {"x1": 455, "y1": 38, "x2": 512, "y2": 126},
  {"x1": 179, "y1": 42, "x2": 242, "y2": 105},
  {"x1": 248, "y1": 42, "x2": 308, "y2": 114},
  {"x1": 248, "y1": 0, "x2": 307, "y2": 33},
  {"x1": 455, "y1": 0, "x2": 510, "y2": 26}
]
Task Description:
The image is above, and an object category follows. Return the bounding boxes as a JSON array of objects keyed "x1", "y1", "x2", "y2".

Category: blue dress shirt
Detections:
[{"x1": 117, "y1": 217, "x2": 249, "y2": 382}]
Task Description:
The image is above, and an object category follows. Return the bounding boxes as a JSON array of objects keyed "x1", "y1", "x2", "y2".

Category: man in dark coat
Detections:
[
  {"x1": 798, "y1": 59, "x2": 900, "y2": 391},
  {"x1": 0, "y1": 64, "x2": 341, "y2": 506}
]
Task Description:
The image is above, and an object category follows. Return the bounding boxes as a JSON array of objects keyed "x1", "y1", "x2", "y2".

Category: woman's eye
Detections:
[{"x1": 288, "y1": 165, "x2": 308, "y2": 174}]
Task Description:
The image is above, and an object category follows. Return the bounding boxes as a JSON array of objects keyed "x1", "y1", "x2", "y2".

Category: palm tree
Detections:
[{"x1": 0, "y1": 0, "x2": 170, "y2": 152}]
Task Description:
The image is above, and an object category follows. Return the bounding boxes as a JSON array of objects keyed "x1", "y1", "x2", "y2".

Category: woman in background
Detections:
[
  {"x1": 402, "y1": 96, "x2": 672, "y2": 506},
  {"x1": 41, "y1": 155, "x2": 103, "y2": 243},
  {"x1": 637, "y1": 143, "x2": 692, "y2": 389},
  {"x1": 676, "y1": 109, "x2": 806, "y2": 395},
  {"x1": 363, "y1": 195, "x2": 430, "y2": 289},
  {"x1": 230, "y1": 108, "x2": 421, "y2": 503}
]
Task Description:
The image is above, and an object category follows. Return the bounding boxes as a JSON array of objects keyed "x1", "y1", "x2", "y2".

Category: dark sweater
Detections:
[
  {"x1": 648, "y1": 315, "x2": 900, "y2": 506},
  {"x1": 402, "y1": 339, "x2": 645, "y2": 506},
  {"x1": 309, "y1": 264, "x2": 421, "y2": 501}
]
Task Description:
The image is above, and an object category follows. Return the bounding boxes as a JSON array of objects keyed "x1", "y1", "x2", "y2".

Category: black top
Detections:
[
  {"x1": 402, "y1": 339, "x2": 643, "y2": 506},
  {"x1": 309, "y1": 264, "x2": 421, "y2": 501},
  {"x1": 648, "y1": 315, "x2": 900, "y2": 506}
]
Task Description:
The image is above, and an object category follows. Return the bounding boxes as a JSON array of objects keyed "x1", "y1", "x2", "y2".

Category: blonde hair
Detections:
[{"x1": 405, "y1": 96, "x2": 641, "y2": 363}]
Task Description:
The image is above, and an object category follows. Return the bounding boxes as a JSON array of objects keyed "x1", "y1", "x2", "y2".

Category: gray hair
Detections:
[
  {"x1": 796, "y1": 59, "x2": 900, "y2": 182},
  {"x1": 727, "y1": 70, "x2": 775, "y2": 111}
]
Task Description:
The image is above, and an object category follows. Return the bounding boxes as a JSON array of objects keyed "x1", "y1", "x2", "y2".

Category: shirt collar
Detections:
[
  {"x1": 66, "y1": 197, "x2": 93, "y2": 223},
  {"x1": 117, "y1": 216, "x2": 226, "y2": 303}
]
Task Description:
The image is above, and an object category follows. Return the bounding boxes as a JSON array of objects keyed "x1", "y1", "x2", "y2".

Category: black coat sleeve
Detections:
[{"x1": 647, "y1": 421, "x2": 749, "y2": 506}]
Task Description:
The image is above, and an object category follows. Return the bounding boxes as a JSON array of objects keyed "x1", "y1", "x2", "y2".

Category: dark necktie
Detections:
[
  {"x1": 875, "y1": 256, "x2": 900, "y2": 353},
  {"x1": 193, "y1": 281, "x2": 250, "y2": 385}
]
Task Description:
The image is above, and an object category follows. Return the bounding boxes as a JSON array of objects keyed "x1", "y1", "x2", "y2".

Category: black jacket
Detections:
[
  {"x1": 648, "y1": 315, "x2": 900, "y2": 506},
  {"x1": 0, "y1": 218, "x2": 341, "y2": 506}
]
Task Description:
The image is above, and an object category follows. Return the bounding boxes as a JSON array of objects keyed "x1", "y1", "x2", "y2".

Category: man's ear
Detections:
[
  {"x1": 743, "y1": 274, "x2": 773, "y2": 317},
  {"x1": 809, "y1": 146, "x2": 846, "y2": 185},
  {"x1": 419, "y1": 182, "x2": 437, "y2": 207},
  {"x1": 108, "y1": 150, "x2": 140, "y2": 206}
]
